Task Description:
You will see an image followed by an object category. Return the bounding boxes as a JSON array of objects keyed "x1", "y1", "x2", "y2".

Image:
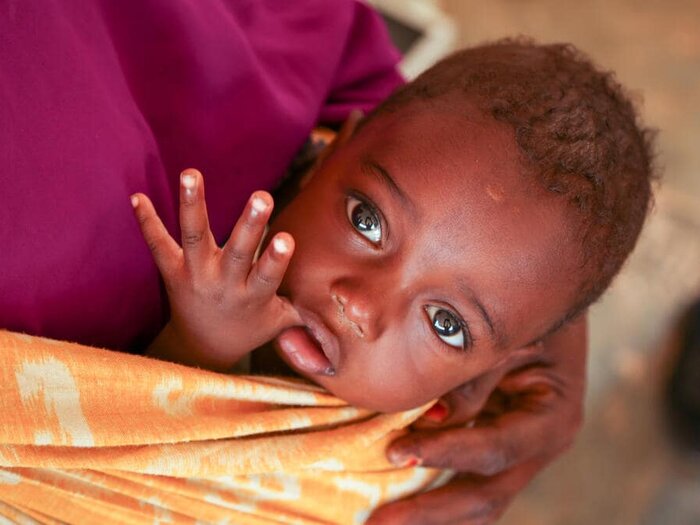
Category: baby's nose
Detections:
[{"x1": 331, "y1": 289, "x2": 382, "y2": 340}]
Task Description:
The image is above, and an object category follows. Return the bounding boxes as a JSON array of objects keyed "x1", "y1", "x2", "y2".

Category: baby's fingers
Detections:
[
  {"x1": 247, "y1": 232, "x2": 294, "y2": 298},
  {"x1": 131, "y1": 193, "x2": 181, "y2": 276},
  {"x1": 179, "y1": 169, "x2": 217, "y2": 270},
  {"x1": 222, "y1": 191, "x2": 274, "y2": 281}
]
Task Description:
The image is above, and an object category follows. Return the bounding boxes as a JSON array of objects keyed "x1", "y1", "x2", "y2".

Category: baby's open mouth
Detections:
[{"x1": 275, "y1": 309, "x2": 340, "y2": 377}]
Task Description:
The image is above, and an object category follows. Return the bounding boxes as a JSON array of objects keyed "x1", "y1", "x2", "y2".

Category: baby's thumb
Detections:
[{"x1": 273, "y1": 296, "x2": 303, "y2": 331}]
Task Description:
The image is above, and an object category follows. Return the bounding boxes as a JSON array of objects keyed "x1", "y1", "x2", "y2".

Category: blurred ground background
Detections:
[{"x1": 376, "y1": 0, "x2": 700, "y2": 523}]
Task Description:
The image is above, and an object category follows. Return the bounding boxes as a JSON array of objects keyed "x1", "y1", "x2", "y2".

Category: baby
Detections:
[{"x1": 131, "y1": 39, "x2": 655, "y2": 413}]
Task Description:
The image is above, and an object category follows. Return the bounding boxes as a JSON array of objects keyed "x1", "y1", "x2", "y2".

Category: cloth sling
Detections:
[{"x1": 0, "y1": 331, "x2": 450, "y2": 524}]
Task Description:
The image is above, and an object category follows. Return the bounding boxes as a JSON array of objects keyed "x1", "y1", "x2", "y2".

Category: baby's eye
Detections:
[
  {"x1": 346, "y1": 195, "x2": 382, "y2": 244},
  {"x1": 425, "y1": 305, "x2": 465, "y2": 349}
]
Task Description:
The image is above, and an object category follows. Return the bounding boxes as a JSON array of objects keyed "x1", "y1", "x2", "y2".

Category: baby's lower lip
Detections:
[{"x1": 276, "y1": 327, "x2": 335, "y2": 376}]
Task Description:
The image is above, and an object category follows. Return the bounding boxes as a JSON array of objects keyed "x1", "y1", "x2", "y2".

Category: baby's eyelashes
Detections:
[
  {"x1": 346, "y1": 194, "x2": 382, "y2": 244},
  {"x1": 425, "y1": 305, "x2": 467, "y2": 350}
]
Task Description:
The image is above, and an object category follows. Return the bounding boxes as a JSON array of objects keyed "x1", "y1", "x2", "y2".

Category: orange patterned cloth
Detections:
[{"x1": 0, "y1": 331, "x2": 450, "y2": 524}]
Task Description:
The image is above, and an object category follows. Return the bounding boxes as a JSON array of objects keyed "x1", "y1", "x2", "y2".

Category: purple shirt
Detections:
[{"x1": 0, "y1": 0, "x2": 402, "y2": 350}]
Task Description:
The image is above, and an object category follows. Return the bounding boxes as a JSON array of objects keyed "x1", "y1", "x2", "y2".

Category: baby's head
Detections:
[{"x1": 269, "y1": 39, "x2": 655, "y2": 411}]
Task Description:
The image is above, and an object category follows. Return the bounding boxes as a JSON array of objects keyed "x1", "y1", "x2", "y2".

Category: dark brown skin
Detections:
[
  {"x1": 367, "y1": 314, "x2": 586, "y2": 524},
  {"x1": 132, "y1": 105, "x2": 587, "y2": 524},
  {"x1": 269, "y1": 100, "x2": 582, "y2": 412},
  {"x1": 133, "y1": 174, "x2": 302, "y2": 371}
]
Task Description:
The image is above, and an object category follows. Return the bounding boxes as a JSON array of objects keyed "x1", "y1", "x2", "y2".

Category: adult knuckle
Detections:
[
  {"x1": 182, "y1": 230, "x2": 205, "y2": 247},
  {"x1": 474, "y1": 446, "x2": 510, "y2": 476},
  {"x1": 413, "y1": 432, "x2": 461, "y2": 469},
  {"x1": 428, "y1": 448, "x2": 458, "y2": 470},
  {"x1": 461, "y1": 494, "x2": 508, "y2": 524}
]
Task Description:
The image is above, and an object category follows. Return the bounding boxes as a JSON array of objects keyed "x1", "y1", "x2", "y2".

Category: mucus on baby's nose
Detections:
[{"x1": 332, "y1": 293, "x2": 364, "y2": 337}]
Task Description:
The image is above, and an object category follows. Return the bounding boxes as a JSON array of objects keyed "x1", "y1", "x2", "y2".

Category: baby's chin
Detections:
[
  {"x1": 322, "y1": 379, "x2": 435, "y2": 413},
  {"x1": 272, "y1": 343, "x2": 434, "y2": 413}
]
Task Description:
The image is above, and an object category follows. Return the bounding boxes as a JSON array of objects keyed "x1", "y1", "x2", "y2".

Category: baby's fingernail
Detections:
[
  {"x1": 423, "y1": 399, "x2": 449, "y2": 423},
  {"x1": 181, "y1": 172, "x2": 196, "y2": 198},
  {"x1": 250, "y1": 195, "x2": 269, "y2": 217},
  {"x1": 130, "y1": 195, "x2": 139, "y2": 208},
  {"x1": 272, "y1": 236, "x2": 290, "y2": 254},
  {"x1": 322, "y1": 366, "x2": 336, "y2": 376}
]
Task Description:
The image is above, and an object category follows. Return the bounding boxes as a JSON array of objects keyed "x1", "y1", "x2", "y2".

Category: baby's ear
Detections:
[
  {"x1": 334, "y1": 108, "x2": 364, "y2": 145},
  {"x1": 299, "y1": 109, "x2": 364, "y2": 189}
]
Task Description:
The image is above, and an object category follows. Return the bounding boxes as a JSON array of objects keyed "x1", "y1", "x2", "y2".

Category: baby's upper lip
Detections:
[{"x1": 294, "y1": 305, "x2": 341, "y2": 370}]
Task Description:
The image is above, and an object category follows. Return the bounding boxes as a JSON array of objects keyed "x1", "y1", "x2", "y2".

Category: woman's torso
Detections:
[{"x1": 0, "y1": 0, "x2": 402, "y2": 350}]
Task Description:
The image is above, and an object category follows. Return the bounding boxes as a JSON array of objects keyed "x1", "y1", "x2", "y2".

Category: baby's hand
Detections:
[{"x1": 131, "y1": 168, "x2": 301, "y2": 371}]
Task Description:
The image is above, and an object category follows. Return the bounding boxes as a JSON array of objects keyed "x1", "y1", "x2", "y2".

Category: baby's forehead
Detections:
[
  {"x1": 362, "y1": 99, "x2": 522, "y2": 171},
  {"x1": 359, "y1": 114, "x2": 539, "y2": 209},
  {"x1": 350, "y1": 110, "x2": 582, "y2": 344}
]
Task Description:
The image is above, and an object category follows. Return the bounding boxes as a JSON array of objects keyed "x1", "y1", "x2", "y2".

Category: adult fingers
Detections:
[
  {"x1": 367, "y1": 461, "x2": 541, "y2": 525},
  {"x1": 413, "y1": 368, "x2": 506, "y2": 430},
  {"x1": 178, "y1": 169, "x2": 217, "y2": 270},
  {"x1": 221, "y1": 191, "x2": 274, "y2": 282},
  {"x1": 414, "y1": 344, "x2": 545, "y2": 429},
  {"x1": 130, "y1": 193, "x2": 181, "y2": 277},
  {"x1": 388, "y1": 406, "x2": 575, "y2": 476}
]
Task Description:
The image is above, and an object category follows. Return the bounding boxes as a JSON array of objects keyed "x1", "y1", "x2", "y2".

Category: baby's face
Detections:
[{"x1": 269, "y1": 99, "x2": 580, "y2": 412}]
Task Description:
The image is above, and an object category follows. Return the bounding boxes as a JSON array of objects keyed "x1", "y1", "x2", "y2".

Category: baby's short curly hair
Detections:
[{"x1": 369, "y1": 38, "x2": 657, "y2": 324}]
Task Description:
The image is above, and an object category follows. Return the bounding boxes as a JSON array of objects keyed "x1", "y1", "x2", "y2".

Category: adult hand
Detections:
[{"x1": 367, "y1": 315, "x2": 587, "y2": 525}]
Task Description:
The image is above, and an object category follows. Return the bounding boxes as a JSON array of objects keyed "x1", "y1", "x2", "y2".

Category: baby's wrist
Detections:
[{"x1": 146, "y1": 322, "x2": 242, "y2": 372}]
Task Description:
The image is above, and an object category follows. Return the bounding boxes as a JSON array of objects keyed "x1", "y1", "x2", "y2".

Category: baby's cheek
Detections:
[{"x1": 335, "y1": 346, "x2": 447, "y2": 412}]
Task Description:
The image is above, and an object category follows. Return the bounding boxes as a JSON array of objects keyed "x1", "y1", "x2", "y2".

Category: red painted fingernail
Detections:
[
  {"x1": 403, "y1": 457, "x2": 420, "y2": 467},
  {"x1": 388, "y1": 449, "x2": 422, "y2": 468},
  {"x1": 423, "y1": 399, "x2": 449, "y2": 423}
]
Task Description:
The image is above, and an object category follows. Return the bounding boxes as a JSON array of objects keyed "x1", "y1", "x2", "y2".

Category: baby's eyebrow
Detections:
[
  {"x1": 360, "y1": 157, "x2": 417, "y2": 217},
  {"x1": 456, "y1": 278, "x2": 507, "y2": 349}
]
